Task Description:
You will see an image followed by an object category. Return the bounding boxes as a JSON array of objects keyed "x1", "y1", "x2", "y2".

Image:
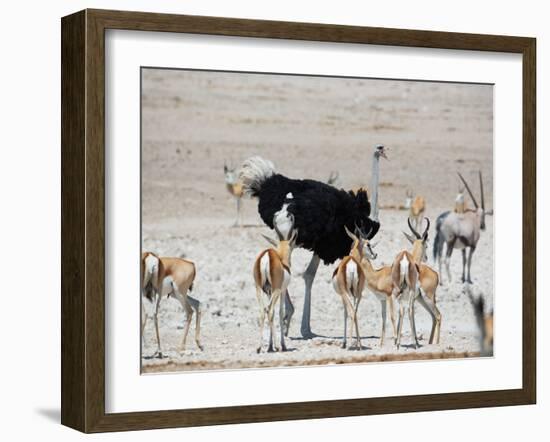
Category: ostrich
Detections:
[{"x1": 240, "y1": 145, "x2": 387, "y2": 338}]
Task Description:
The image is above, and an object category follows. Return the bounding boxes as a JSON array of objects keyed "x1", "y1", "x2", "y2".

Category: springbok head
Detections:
[
  {"x1": 403, "y1": 216, "x2": 430, "y2": 262},
  {"x1": 457, "y1": 171, "x2": 489, "y2": 230},
  {"x1": 344, "y1": 224, "x2": 377, "y2": 260}
]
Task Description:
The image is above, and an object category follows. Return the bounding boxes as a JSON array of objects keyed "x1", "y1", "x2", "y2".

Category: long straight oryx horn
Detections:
[
  {"x1": 407, "y1": 217, "x2": 421, "y2": 239},
  {"x1": 457, "y1": 172, "x2": 479, "y2": 209},
  {"x1": 479, "y1": 171, "x2": 485, "y2": 211}
]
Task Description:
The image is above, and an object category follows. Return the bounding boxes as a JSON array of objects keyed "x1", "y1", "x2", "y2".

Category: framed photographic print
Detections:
[{"x1": 61, "y1": 9, "x2": 536, "y2": 433}]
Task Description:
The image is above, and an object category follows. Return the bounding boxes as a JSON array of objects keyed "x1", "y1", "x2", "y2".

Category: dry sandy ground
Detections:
[{"x1": 140, "y1": 69, "x2": 493, "y2": 372}]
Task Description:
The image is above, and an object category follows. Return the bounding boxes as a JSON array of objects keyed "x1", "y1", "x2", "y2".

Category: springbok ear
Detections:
[
  {"x1": 402, "y1": 231, "x2": 415, "y2": 244},
  {"x1": 261, "y1": 234, "x2": 278, "y2": 247}
]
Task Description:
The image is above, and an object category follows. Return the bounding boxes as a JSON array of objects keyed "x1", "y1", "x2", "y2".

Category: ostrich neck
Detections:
[{"x1": 370, "y1": 154, "x2": 380, "y2": 222}]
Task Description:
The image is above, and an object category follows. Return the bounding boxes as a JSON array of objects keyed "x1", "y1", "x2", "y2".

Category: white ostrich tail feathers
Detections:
[{"x1": 239, "y1": 156, "x2": 276, "y2": 197}]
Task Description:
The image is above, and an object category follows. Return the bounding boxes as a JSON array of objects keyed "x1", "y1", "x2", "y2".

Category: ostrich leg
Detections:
[{"x1": 301, "y1": 253, "x2": 321, "y2": 338}]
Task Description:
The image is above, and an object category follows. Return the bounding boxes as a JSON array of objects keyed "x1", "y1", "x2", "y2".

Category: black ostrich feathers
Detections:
[{"x1": 256, "y1": 174, "x2": 380, "y2": 264}]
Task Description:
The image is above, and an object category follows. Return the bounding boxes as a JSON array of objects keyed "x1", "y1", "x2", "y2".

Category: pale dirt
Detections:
[{"x1": 140, "y1": 69, "x2": 493, "y2": 372}]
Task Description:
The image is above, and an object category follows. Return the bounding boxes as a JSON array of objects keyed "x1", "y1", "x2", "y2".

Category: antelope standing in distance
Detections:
[
  {"x1": 405, "y1": 189, "x2": 426, "y2": 231},
  {"x1": 464, "y1": 284, "x2": 493, "y2": 356},
  {"x1": 402, "y1": 218, "x2": 442, "y2": 345},
  {"x1": 331, "y1": 225, "x2": 372, "y2": 349},
  {"x1": 253, "y1": 215, "x2": 298, "y2": 353},
  {"x1": 433, "y1": 171, "x2": 492, "y2": 284},
  {"x1": 224, "y1": 161, "x2": 245, "y2": 226},
  {"x1": 141, "y1": 252, "x2": 203, "y2": 357}
]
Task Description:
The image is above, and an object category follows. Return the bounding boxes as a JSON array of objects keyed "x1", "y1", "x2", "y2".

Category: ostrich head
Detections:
[{"x1": 374, "y1": 144, "x2": 388, "y2": 160}]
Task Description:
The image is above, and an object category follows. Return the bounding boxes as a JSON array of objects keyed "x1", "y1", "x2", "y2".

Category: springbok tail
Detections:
[
  {"x1": 399, "y1": 255, "x2": 410, "y2": 291},
  {"x1": 239, "y1": 156, "x2": 276, "y2": 197}
]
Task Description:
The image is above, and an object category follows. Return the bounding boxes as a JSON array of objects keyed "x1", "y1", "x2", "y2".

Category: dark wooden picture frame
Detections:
[{"x1": 61, "y1": 9, "x2": 536, "y2": 433}]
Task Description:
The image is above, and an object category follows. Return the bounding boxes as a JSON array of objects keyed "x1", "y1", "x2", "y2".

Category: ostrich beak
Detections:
[{"x1": 380, "y1": 148, "x2": 389, "y2": 160}]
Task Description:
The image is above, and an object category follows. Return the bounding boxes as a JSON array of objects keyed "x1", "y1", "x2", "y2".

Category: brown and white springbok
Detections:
[
  {"x1": 332, "y1": 226, "x2": 372, "y2": 349},
  {"x1": 359, "y1": 243, "x2": 398, "y2": 348},
  {"x1": 392, "y1": 218, "x2": 441, "y2": 349},
  {"x1": 333, "y1": 225, "x2": 399, "y2": 348},
  {"x1": 253, "y1": 216, "x2": 298, "y2": 353},
  {"x1": 402, "y1": 218, "x2": 442, "y2": 345},
  {"x1": 405, "y1": 189, "x2": 426, "y2": 232},
  {"x1": 141, "y1": 252, "x2": 203, "y2": 357}
]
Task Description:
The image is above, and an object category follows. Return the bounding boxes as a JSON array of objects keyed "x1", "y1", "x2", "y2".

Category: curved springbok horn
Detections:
[
  {"x1": 361, "y1": 224, "x2": 374, "y2": 240},
  {"x1": 407, "y1": 217, "x2": 421, "y2": 239},
  {"x1": 479, "y1": 171, "x2": 485, "y2": 211},
  {"x1": 457, "y1": 172, "x2": 479, "y2": 209},
  {"x1": 344, "y1": 225, "x2": 359, "y2": 242},
  {"x1": 422, "y1": 217, "x2": 430, "y2": 240}
]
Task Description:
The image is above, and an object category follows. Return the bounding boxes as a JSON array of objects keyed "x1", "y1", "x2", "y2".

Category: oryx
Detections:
[{"x1": 433, "y1": 171, "x2": 492, "y2": 284}]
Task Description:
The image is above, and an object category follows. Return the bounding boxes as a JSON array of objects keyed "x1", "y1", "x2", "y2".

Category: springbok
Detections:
[
  {"x1": 392, "y1": 218, "x2": 439, "y2": 349},
  {"x1": 253, "y1": 216, "x2": 298, "y2": 353},
  {"x1": 433, "y1": 171, "x2": 492, "y2": 284},
  {"x1": 405, "y1": 190, "x2": 426, "y2": 231},
  {"x1": 224, "y1": 162, "x2": 245, "y2": 226},
  {"x1": 402, "y1": 218, "x2": 442, "y2": 345},
  {"x1": 337, "y1": 226, "x2": 398, "y2": 348},
  {"x1": 331, "y1": 226, "x2": 372, "y2": 349},
  {"x1": 141, "y1": 252, "x2": 203, "y2": 357},
  {"x1": 464, "y1": 284, "x2": 493, "y2": 356}
]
